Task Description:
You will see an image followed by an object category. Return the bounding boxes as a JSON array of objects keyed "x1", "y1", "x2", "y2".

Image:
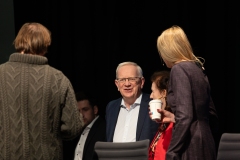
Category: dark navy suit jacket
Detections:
[
  {"x1": 105, "y1": 93, "x2": 159, "y2": 143},
  {"x1": 63, "y1": 116, "x2": 106, "y2": 160}
]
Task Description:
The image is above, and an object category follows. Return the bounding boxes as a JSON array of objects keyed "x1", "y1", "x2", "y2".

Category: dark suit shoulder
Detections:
[
  {"x1": 106, "y1": 97, "x2": 122, "y2": 111},
  {"x1": 106, "y1": 97, "x2": 122, "y2": 105},
  {"x1": 141, "y1": 92, "x2": 150, "y2": 100},
  {"x1": 92, "y1": 116, "x2": 106, "y2": 129}
]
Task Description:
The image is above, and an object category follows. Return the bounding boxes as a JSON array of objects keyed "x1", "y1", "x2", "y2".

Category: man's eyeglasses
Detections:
[{"x1": 116, "y1": 77, "x2": 142, "y2": 84}]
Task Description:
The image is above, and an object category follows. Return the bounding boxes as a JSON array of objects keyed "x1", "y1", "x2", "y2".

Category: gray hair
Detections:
[{"x1": 116, "y1": 61, "x2": 143, "y2": 79}]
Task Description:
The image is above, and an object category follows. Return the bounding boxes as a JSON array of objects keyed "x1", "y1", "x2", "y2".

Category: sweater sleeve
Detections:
[{"x1": 60, "y1": 78, "x2": 83, "y2": 140}]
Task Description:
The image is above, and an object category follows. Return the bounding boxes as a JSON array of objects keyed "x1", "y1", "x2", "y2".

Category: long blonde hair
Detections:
[{"x1": 157, "y1": 25, "x2": 204, "y2": 67}]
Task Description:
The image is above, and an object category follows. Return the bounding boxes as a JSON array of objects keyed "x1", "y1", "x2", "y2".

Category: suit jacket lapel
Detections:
[
  {"x1": 109, "y1": 99, "x2": 121, "y2": 141},
  {"x1": 136, "y1": 93, "x2": 149, "y2": 140},
  {"x1": 83, "y1": 117, "x2": 101, "y2": 156}
]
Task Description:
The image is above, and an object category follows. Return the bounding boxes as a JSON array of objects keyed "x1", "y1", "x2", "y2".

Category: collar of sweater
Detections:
[{"x1": 9, "y1": 53, "x2": 48, "y2": 65}]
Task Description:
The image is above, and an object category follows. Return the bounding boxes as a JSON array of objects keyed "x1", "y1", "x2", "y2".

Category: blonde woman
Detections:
[{"x1": 157, "y1": 25, "x2": 218, "y2": 160}]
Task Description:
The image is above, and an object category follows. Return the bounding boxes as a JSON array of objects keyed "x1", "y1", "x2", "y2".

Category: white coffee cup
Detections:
[{"x1": 149, "y1": 99, "x2": 162, "y2": 120}]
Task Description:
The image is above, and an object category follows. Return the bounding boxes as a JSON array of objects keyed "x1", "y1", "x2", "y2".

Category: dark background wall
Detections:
[
  {"x1": 1, "y1": 0, "x2": 239, "y2": 149},
  {"x1": 0, "y1": 0, "x2": 15, "y2": 64}
]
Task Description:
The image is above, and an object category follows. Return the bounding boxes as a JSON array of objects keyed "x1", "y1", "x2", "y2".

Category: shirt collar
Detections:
[
  {"x1": 120, "y1": 93, "x2": 142, "y2": 109},
  {"x1": 86, "y1": 115, "x2": 99, "y2": 129}
]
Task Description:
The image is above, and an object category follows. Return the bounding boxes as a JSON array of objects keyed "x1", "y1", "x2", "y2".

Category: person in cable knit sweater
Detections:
[{"x1": 0, "y1": 22, "x2": 83, "y2": 160}]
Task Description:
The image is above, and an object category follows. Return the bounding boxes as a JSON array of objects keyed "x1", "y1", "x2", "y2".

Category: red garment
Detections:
[{"x1": 148, "y1": 122, "x2": 173, "y2": 160}]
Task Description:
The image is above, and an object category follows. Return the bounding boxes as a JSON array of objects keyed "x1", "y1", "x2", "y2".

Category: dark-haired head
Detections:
[
  {"x1": 150, "y1": 70, "x2": 172, "y2": 112},
  {"x1": 75, "y1": 91, "x2": 98, "y2": 108},
  {"x1": 75, "y1": 91, "x2": 99, "y2": 127}
]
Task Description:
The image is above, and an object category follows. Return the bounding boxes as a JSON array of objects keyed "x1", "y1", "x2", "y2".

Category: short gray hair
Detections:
[{"x1": 116, "y1": 61, "x2": 143, "y2": 79}]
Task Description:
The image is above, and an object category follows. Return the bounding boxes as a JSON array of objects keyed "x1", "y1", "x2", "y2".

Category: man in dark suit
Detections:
[
  {"x1": 106, "y1": 61, "x2": 159, "y2": 143},
  {"x1": 63, "y1": 91, "x2": 106, "y2": 160}
]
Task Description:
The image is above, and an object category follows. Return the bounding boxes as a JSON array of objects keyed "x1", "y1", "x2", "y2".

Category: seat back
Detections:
[
  {"x1": 217, "y1": 133, "x2": 240, "y2": 160},
  {"x1": 94, "y1": 139, "x2": 149, "y2": 160}
]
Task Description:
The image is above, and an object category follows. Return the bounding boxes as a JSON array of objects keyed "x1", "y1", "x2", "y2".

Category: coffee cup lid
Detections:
[{"x1": 149, "y1": 99, "x2": 162, "y2": 104}]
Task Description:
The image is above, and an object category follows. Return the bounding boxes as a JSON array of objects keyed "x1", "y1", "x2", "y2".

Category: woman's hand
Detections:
[
  {"x1": 149, "y1": 97, "x2": 175, "y2": 123},
  {"x1": 157, "y1": 108, "x2": 175, "y2": 123}
]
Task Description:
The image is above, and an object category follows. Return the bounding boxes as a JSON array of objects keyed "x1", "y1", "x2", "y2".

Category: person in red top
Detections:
[{"x1": 148, "y1": 70, "x2": 174, "y2": 160}]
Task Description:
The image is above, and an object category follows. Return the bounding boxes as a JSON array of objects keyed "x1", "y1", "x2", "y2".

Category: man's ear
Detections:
[
  {"x1": 93, "y1": 105, "x2": 98, "y2": 115},
  {"x1": 140, "y1": 77, "x2": 145, "y2": 89},
  {"x1": 115, "y1": 80, "x2": 119, "y2": 91}
]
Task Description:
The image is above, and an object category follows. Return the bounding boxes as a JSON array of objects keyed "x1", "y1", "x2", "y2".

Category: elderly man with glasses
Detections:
[{"x1": 105, "y1": 61, "x2": 159, "y2": 143}]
